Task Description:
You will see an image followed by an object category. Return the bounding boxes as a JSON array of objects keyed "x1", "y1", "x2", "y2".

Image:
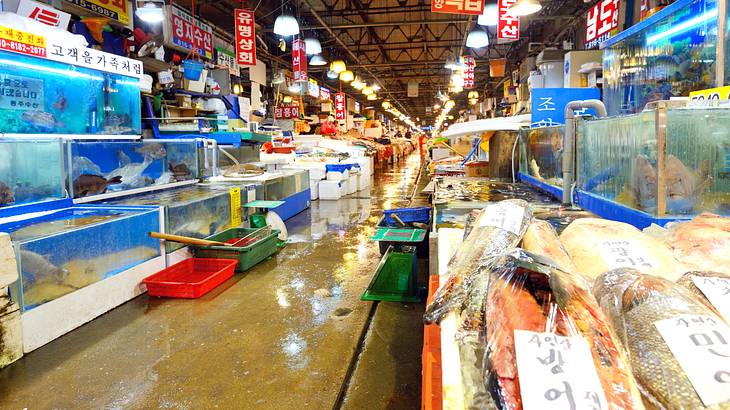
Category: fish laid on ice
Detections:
[
  {"x1": 20, "y1": 110, "x2": 63, "y2": 131},
  {"x1": 593, "y1": 270, "x2": 730, "y2": 409},
  {"x1": 424, "y1": 199, "x2": 532, "y2": 324},
  {"x1": 73, "y1": 174, "x2": 122, "y2": 197},
  {"x1": 560, "y1": 218, "x2": 686, "y2": 281},
  {"x1": 0, "y1": 181, "x2": 15, "y2": 205},
  {"x1": 19, "y1": 249, "x2": 68, "y2": 284}
]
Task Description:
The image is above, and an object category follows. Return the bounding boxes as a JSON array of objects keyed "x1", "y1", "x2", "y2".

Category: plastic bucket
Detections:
[{"x1": 183, "y1": 60, "x2": 204, "y2": 81}]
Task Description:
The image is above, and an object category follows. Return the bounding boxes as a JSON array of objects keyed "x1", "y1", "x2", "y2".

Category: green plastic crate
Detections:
[
  {"x1": 192, "y1": 228, "x2": 280, "y2": 272},
  {"x1": 360, "y1": 246, "x2": 420, "y2": 303}
]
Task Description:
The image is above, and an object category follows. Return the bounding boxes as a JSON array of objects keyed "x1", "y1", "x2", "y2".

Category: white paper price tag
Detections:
[
  {"x1": 597, "y1": 239, "x2": 655, "y2": 271},
  {"x1": 514, "y1": 330, "x2": 609, "y2": 410},
  {"x1": 157, "y1": 70, "x2": 174, "y2": 84},
  {"x1": 691, "y1": 275, "x2": 730, "y2": 323},
  {"x1": 655, "y1": 314, "x2": 730, "y2": 406},
  {"x1": 478, "y1": 203, "x2": 525, "y2": 234}
]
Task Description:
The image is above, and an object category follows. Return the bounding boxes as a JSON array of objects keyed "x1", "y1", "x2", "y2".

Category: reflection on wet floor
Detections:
[{"x1": 0, "y1": 154, "x2": 425, "y2": 410}]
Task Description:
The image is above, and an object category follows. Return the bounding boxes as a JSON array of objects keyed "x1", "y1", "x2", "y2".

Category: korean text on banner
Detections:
[
  {"x1": 65, "y1": 0, "x2": 129, "y2": 25},
  {"x1": 292, "y1": 39, "x2": 308, "y2": 82},
  {"x1": 431, "y1": 0, "x2": 484, "y2": 15},
  {"x1": 0, "y1": 26, "x2": 46, "y2": 58},
  {"x1": 530, "y1": 88, "x2": 601, "y2": 128},
  {"x1": 235, "y1": 9, "x2": 257, "y2": 66},
  {"x1": 170, "y1": 6, "x2": 214, "y2": 59},
  {"x1": 464, "y1": 56, "x2": 475, "y2": 89},
  {"x1": 584, "y1": 0, "x2": 620, "y2": 49},
  {"x1": 498, "y1": 0, "x2": 519, "y2": 41},
  {"x1": 320, "y1": 87, "x2": 331, "y2": 101},
  {"x1": 334, "y1": 93, "x2": 346, "y2": 120},
  {"x1": 274, "y1": 104, "x2": 301, "y2": 119}
]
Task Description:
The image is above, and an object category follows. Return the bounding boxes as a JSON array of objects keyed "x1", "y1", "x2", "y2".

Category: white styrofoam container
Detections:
[
  {"x1": 347, "y1": 174, "x2": 357, "y2": 194},
  {"x1": 340, "y1": 178, "x2": 350, "y2": 196},
  {"x1": 319, "y1": 180, "x2": 342, "y2": 200},
  {"x1": 310, "y1": 179, "x2": 319, "y2": 200},
  {"x1": 357, "y1": 173, "x2": 370, "y2": 191},
  {"x1": 326, "y1": 169, "x2": 348, "y2": 181}
]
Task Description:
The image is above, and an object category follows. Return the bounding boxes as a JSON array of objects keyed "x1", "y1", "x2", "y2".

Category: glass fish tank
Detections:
[
  {"x1": 0, "y1": 51, "x2": 140, "y2": 135},
  {"x1": 103, "y1": 184, "x2": 247, "y2": 253},
  {"x1": 69, "y1": 139, "x2": 199, "y2": 199},
  {"x1": 519, "y1": 126, "x2": 565, "y2": 188},
  {"x1": 601, "y1": 0, "x2": 721, "y2": 116},
  {"x1": 577, "y1": 107, "x2": 730, "y2": 221},
  {"x1": 0, "y1": 139, "x2": 66, "y2": 207},
  {"x1": 240, "y1": 170, "x2": 310, "y2": 201},
  {"x1": 3, "y1": 204, "x2": 161, "y2": 310}
]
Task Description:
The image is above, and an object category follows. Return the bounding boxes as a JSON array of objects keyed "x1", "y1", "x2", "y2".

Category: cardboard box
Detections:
[{"x1": 465, "y1": 161, "x2": 489, "y2": 177}]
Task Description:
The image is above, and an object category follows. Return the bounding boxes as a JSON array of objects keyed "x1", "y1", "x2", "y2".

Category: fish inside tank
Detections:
[
  {"x1": 0, "y1": 139, "x2": 65, "y2": 207},
  {"x1": 70, "y1": 140, "x2": 199, "y2": 198},
  {"x1": 0, "y1": 51, "x2": 141, "y2": 135},
  {"x1": 520, "y1": 126, "x2": 565, "y2": 187}
]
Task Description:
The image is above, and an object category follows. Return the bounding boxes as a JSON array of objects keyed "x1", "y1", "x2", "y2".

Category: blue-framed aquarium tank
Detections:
[
  {"x1": 68, "y1": 139, "x2": 199, "y2": 198},
  {"x1": 0, "y1": 139, "x2": 66, "y2": 207},
  {"x1": 2, "y1": 202, "x2": 161, "y2": 310},
  {"x1": 102, "y1": 184, "x2": 244, "y2": 253},
  {"x1": 0, "y1": 51, "x2": 141, "y2": 135},
  {"x1": 576, "y1": 106, "x2": 730, "y2": 226},
  {"x1": 519, "y1": 126, "x2": 565, "y2": 195},
  {"x1": 601, "y1": 0, "x2": 723, "y2": 115}
]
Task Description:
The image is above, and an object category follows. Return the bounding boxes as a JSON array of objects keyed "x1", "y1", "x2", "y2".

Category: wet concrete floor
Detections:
[{"x1": 0, "y1": 153, "x2": 425, "y2": 409}]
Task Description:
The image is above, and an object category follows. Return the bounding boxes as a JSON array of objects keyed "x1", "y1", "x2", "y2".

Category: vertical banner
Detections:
[
  {"x1": 584, "y1": 0, "x2": 620, "y2": 49},
  {"x1": 234, "y1": 9, "x2": 257, "y2": 66},
  {"x1": 334, "y1": 93, "x2": 346, "y2": 120},
  {"x1": 497, "y1": 0, "x2": 519, "y2": 42},
  {"x1": 463, "y1": 56, "x2": 476, "y2": 89},
  {"x1": 431, "y1": 0, "x2": 484, "y2": 15},
  {"x1": 292, "y1": 38, "x2": 308, "y2": 82}
]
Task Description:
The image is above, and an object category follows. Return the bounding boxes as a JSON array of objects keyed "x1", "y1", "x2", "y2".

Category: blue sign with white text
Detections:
[{"x1": 530, "y1": 88, "x2": 602, "y2": 128}]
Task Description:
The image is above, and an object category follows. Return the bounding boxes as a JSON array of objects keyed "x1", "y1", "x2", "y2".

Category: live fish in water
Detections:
[
  {"x1": 73, "y1": 174, "x2": 122, "y2": 197},
  {"x1": 630, "y1": 154, "x2": 712, "y2": 213},
  {"x1": 19, "y1": 249, "x2": 68, "y2": 285},
  {"x1": 101, "y1": 114, "x2": 134, "y2": 134},
  {"x1": 593, "y1": 270, "x2": 730, "y2": 409},
  {"x1": 134, "y1": 143, "x2": 167, "y2": 159},
  {"x1": 72, "y1": 156, "x2": 102, "y2": 179},
  {"x1": 169, "y1": 161, "x2": 192, "y2": 181},
  {"x1": 20, "y1": 110, "x2": 63, "y2": 131},
  {"x1": 52, "y1": 88, "x2": 67, "y2": 111},
  {"x1": 0, "y1": 182, "x2": 15, "y2": 205},
  {"x1": 105, "y1": 151, "x2": 154, "y2": 185},
  {"x1": 13, "y1": 183, "x2": 57, "y2": 203}
]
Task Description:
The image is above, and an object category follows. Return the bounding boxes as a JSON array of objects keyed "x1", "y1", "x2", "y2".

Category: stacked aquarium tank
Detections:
[
  {"x1": 519, "y1": 126, "x2": 565, "y2": 196},
  {"x1": 3, "y1": 204, "x2": 161, "y2": 310},
  {"x1": 68, "y1": 139, "x2": 199, "y2": 199},
  {"x1": 576, "y1": 105, "x2": 730, "y2": 227},
  {"x1": 601, "y1": 0, "x2": 723, "y2": 116},
  {"x1": 0, "y1": 139, "x2": 66, "y2": 207},
  {"x1": 0, "y1": 51, "x2": 140, "y2": 135}
]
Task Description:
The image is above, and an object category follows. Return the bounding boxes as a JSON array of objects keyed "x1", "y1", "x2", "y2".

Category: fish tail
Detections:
[{"x1": 108, "y1": 176, "x2": 123, "y2": 184}]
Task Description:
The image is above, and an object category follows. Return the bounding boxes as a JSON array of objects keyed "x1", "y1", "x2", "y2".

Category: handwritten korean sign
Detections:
[
  {"x1": 0, "y1": 75, "x2": 44, "y2": 111},
  {"x1": 514, "y1": 330, "x2": 609, "y2": 410},
  {"x1": 478, "y1": 202, "x2": 525, "y2": 234},
  {"x1": 307, "y1": 79, "x2": 320, "y2": 98},
  {"x1": 691, "y1": 275, "x2": 730, "y2": 323},
  {"x1": 463, "y1": 56, "x2": 476, "y2": 89},
  {"x1": 65, "y1": 0, "x2": 129, "y2": 25},
  {"x1": 597, "y1": 239, "x2": 655, "y2": 271},
  {"x1": 274, "y1": 104, "x2": 300, "y2": 119},
  {"x1": 431, "y1": 0, "x2": 484, "y2": 15},
  {"x1": 292, "y1": 39, "x2": 308, "y2": 82},
  {"x1": 234, "y1": 9, "x2": 256, "y2": 66},
  {"x1": 0, "y1": 26, "x2": 46, "y2": 58},
  {"x1": 655, "y1": 314, "x2": 730, "y2": 406},
  {"x1": 530, "y1": 88, "x2": 601, "y2": 127},
  {"x1": 334, "y1": 93, "x2": 346, "y2": 120},
  {"x1": 170, "y1": 6, "x2": 213, "y2": 59},
  {"x1": 585, "y1": 0, "x2": 620, "y2": 49},
  {"x1": 498, "y1": 0, "x2": 519, "y2": 42}
]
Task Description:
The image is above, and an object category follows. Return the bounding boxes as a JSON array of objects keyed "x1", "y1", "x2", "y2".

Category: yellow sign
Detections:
[
  {"x1": 229, "y1": 188, "x2": 242, "y2": 226},
  {"x1": 689, "y1": 86, "x2": 730, "y2": 107},
  {"x1": 65, "y1": 0, "x2": 130, "y2": 25},
  {"x1": 504, "y1": 79, "x2": 511, "y2": 98},
  {"x1": 0, "y1": 26, "x2": 46, "y2": 57}
]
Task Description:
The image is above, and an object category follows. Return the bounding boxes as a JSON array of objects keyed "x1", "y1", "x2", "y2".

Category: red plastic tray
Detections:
[{"x1": 143, "y1": 258, "x2": 238, "y2": 298}]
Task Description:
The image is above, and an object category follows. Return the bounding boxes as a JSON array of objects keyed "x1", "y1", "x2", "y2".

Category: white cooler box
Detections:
[
  {"x1": 310, "y1": 179, "x2": 320, "y2": 200},
  {"x1": 357, "y1": 173, "x2": 370, "y2": 191},
  {"x1": 347, "y1": 173, "x2": 357, "y2": 194},
  {"x1": 319, "y1": 180, "x2": 342, "y2": 200}
]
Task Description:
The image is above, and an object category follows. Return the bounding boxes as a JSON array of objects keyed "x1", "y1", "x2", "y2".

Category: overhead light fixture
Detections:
[
  {"x1": 371, "y1": 84, "x2": 381, "y2": 91},
  {"x1": 362, "y1": 86, "x2": 373, "y2": 95},
  {"x1": 304, "y1": 38, "x2": 322, "y2": 55},
  {"x1": 466, "y1": 28, "x2": 489, "y2": 48},
  {"x1": 330, "y1": 59, "x2": 346, "y2": 73},
  {"x1": 274, "y1": 14, "x2": 300, "y2": 36},
  {"x1": 382, "y1": 101, "x2": 392, "y2": 109},
  {"x1": 445, "y1": 56, "x2": 466, "y2": 71},
  {"x1": 310, "y1": 54, "x2": 327, "y2": 66},
  {"x1": 508, "y1": 0, "x2": 542, "y2": 16},
  {"x1": 339, "y1": 70, "x2": 354, "y2": 82},
  {"x1": 233, "y1": 83, "x2": 242, "y2": 95},
  {"x1": 434, "y1": 103, "x2": 441, "y2": 109},
  {"x1": 352, "y1": 77, "x2": 364, "y2": 90},
  {"x1": 367, "y1": 94, "x2": 377, "y2": 100},
  {"x1": 326, "y1": 70, "x2": 339, "y2": 79},
  {"x1": 450, "y1": 73, "x2": 464, "y2": 87},
  {"x1": 283, "y1": 95, "x2": 293, "y2": 103},
  {"x1": 478, "y1": 3, "x2": 499, "y2": 26},
  {"x1": 469, "y1": 98, "x2": 478, "y2": 105},
  {"x1": 288, "y1": 82, "x2": 301, "y2": 93},
  {"x1": 135, "y1": 1, "x2": 164, "y2": 23},
  {"x1": 468, "y1": 91, "x2": 479, "y2": 98}
]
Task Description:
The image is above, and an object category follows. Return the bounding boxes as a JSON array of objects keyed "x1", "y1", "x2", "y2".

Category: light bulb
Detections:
[
  {"x1": 330, "y1": 59, "x2": 346, "y2": 73},
  {"x1": 274, "y1": 14, "x2": 300, "y2": 36},
  {"x1": 339, "y1": 70, "x2": 354, "y2": 82}
]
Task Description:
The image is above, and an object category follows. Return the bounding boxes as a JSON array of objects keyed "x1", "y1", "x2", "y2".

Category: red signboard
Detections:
[
  {"x1": 292, "y1": 39, "x2": 308, "y2": 82},
  {"x1": 334, "y1": 93, "x2": 346, "y2": 120},
  {"x1": 171, "y1": 6, "x2": 214, "y2": 59},
  {"x1": 585, "y1": 0, "x2": 620, "y2": 49},
  {"x1": 234, "y1": 9, "x2": 257, "y2": 66},
  {"x1": 497, "y1": 0, "x2": 519, "y2": 42},
  {"x1": 431, "y1": 0, "x2": 484, "y2": 15},
  {"x1": 274, "y1": 104, "x2": 301, "y2": 119},
  {"x1": 463, "y1": 56, "x2": 475, "y2": 89}
]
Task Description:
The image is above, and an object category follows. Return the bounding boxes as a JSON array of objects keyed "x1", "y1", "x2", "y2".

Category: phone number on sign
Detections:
[{"x1": 0, "y1": 39, "x2": 46, "y2": 57}]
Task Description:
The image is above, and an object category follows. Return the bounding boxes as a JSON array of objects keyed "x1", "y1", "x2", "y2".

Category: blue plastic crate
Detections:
[
  {"x1": 326, "y1": 164, "x2": 350, "y2": 173},
  {"x1": 383, "y1": 207, "x2": 431, "y2": 226}
]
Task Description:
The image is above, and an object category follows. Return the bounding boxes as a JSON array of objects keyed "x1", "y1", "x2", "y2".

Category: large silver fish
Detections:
[
  {"x1": 19, "y1": 249, "x2": 68, "y2": 284},
  {"x1": 21, "y1": 110, "x2": 62, "y2": 131}
]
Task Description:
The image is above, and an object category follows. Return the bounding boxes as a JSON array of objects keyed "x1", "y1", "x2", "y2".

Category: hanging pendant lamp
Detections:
[
  {"x1": 466, "y1": 28, "x2": 489, "y2": 48},
  {"x1": 339, "y1": 70, "x2": 354, "y2": 82},
  {"x1": 508, "y1": 0, "x2": 542, "y2": 16},
  {"x1": 304, "y1": 38, "x2": 322, "y2": 55},
  {"x1": 330, "y1": 59, "x2": 347, "y2": 73},
  {"x1": 477, "y1": 3, "x2": 499, "y2": 26},
  {"x1": 274, "y1": 14, "x2": 299, "y2": 36},
  {"x1": 310, "y1": 54, "x2": 327, "y2": 66}
]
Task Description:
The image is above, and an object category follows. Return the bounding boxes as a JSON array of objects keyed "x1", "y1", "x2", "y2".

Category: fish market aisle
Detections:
[{"x1": 0, "y1": 154, "x2": 424, "y2": 409}]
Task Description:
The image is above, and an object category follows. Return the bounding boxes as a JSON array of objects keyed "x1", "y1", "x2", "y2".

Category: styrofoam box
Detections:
[
  {"x1": 310, "y1": 179, "x2": 319, "y2": 200},
  {"x1": 284, "y1": 164, "x2": 326, "y2": 180},
  {"x1": 340, "y1": 178, "x2": 350, "y2": 196},
  {"x1": 319, "y1": 180, "x2": 342, "y2": 200},
  {"x1": 326, "y1": 169, "x2": 348, "y2": 181},
  {"x1": 357, "y1": 174, "x2": 370, "y2": 191},
  {"x1": 347, "y1": 174, "x2": 357, "y2": 194}
]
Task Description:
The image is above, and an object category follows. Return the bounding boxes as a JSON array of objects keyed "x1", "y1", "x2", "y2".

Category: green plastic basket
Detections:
[
  {"x1": 360, "y1": 245, "x2": 420, "y2": 303},
  {"x1": 192, "y1": 227, "x2": 280, "y2": 272}
]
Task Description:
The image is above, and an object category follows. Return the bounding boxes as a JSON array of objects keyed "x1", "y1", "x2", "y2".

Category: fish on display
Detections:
[
  {"x1": 631, "y1": 154, "x2": 712, "y2": 213},
  {"x1": 19, "y1": 249, "x2": 69, "y2": 285},
  {"x1": 593, "y1": 269, "x2": 730, "y2": 409},
  {"x1": 52, "y1": 87, "x2": 67, "y2": 112},
  {"x1": 105, "y1": 150, "x2": 156, "y2": 186},
  {"x1": 112, "y1": 174, "x2": 154, "y2": 191},
  {"x1": 101, "y1": 113, "x2": 134, "y2": 134},
  {"x1": 72, "y1": 156, "x2": 102, "y2": 179},
  {"x1": 20, "y1": 110, "x2": 63, "y2": 131},
  {"x1": 169, "y1": 161, "x2": 191, "y2": 181},
  {"x1": 73, "y1": 174, "x2": 122, "y2": 197},
  {"x1": 0, "y1": 181, "x2": 15, "y2": 205},
  {"x1": 134, "y1": 143, "x2": 167, "y2": 160}
]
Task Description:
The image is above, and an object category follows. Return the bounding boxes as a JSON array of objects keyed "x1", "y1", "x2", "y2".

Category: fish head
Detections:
[
  {"x1": 631, "y1": 155, "x2": 657, "y2": 204},
  {"x1": 665, "y1": 155, "x2": 697, "y2": 198}
]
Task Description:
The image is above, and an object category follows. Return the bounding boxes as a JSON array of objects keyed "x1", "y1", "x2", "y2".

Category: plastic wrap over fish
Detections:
[
  {"x1": 594, "y1": 269, "x2": 730, "y2": 409},
  {"x1": 677, "y1": 271, "x2": 730, "y2": 324},
  {"x1": 424, "y1": 199, "x2": 533, "y2": 324}
]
